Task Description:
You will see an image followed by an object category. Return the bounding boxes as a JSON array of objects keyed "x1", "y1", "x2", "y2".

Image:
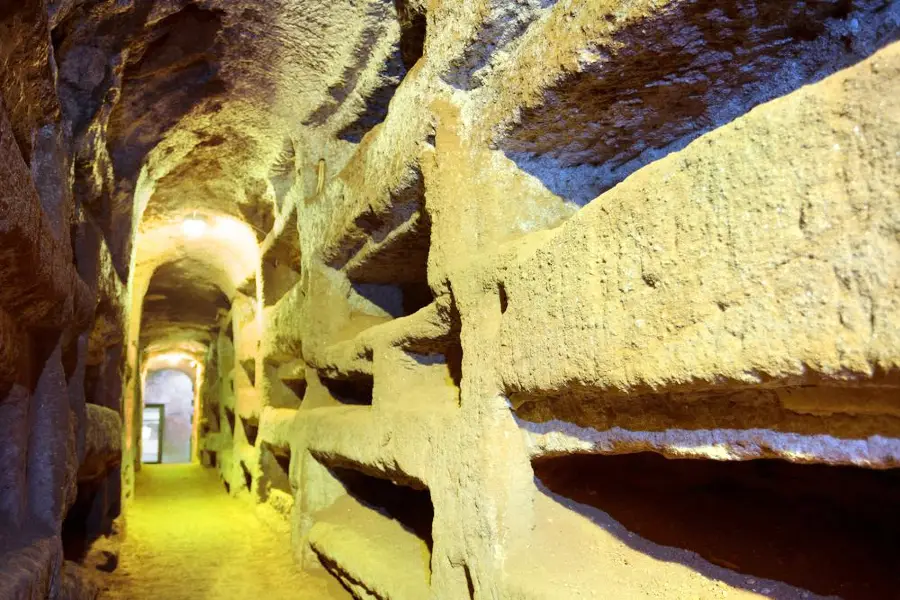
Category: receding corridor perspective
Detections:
[{"x1": 1, "y1": 0, "x2": 900, "y2": 599}]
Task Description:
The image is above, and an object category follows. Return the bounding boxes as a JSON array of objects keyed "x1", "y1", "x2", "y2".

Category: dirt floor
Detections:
[{"x1": 100, "y1": 464, "x2": 349, "y2": 599}]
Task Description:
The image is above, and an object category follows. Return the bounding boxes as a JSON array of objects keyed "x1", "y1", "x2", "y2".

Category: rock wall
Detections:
[
  {"x1": 1, "y1": 0, "x2": 899, "y2": 598},
  {"x1": 0, "y1": 2, "x2": 126, "y2": 596},
  {"x1": 197, "y1": 4, "x2": 900, "y2": 600}
]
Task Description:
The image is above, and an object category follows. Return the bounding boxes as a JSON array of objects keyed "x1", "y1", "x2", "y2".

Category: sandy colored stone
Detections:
[
  {"x1": 0, "y1": 0, "x2": 898, "y2": 599},
  {"x1": 101, "y1": 465, "x2": 348, "y2": 600}
]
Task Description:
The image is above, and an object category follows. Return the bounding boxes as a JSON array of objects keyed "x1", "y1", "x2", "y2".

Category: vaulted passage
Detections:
[{"x1": 1, "y1": 1, "x2": 899, "y2": 599}]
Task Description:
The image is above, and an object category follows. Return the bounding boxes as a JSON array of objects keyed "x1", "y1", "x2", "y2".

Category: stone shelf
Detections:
[
  {"x1": 308, "y1": 489, "x2": 431, "y2": 600},
  {"x1": 314, "y1": 297, "x2": 454, "y2": 378},
  {"x1": 258, "y1": 406, "x2": 298, "y2": 451},
  {"x1": 342, "y1": 209, "x2": 430, "y2": 285}
]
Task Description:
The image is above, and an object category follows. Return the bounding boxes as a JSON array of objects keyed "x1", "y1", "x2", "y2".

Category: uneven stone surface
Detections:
[
  {"x1": 101, "y1": 465, "x2": 348, "y2": 600},
  {"x1": 200, "y1": 39, "x2": 900, "y2": 600},
  {"x1": 80, "y1": 405, "x2": 122, "y2": 483},
  {"x1": 0, "y1": 0, "x2": 898, "y2": 598},
  {"x1": 0, "y1": 536, "x2": 63, "y2": 600},
  {"x1": 59, "y1": 561, "x2": 100, "y2": 600}
]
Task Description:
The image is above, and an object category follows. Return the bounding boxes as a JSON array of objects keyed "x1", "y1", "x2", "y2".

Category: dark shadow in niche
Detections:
[
  {"x1": 240, "y1": 461, "x2": 253, "y2": 492},
  {"x1": 223, "y1": 406, "x2": 236, "y2": 433},
  {"x1": 351, "y1": 282, "x2": 434, "y2": 319},
  {"x1": 352, "y1": 282, "x2": 404, "y2": 317},
  {"x1": 499, "y1": 0, "x2": 900, "y2": 206},
  {"x1": 533, "y1": 452, "x2": 900, "y2": 600},
  {"x1": 394, "y1": 0, "x2": 426, "y2": 69},
  {"x1": 260, "y1": 442, "x2": 292, "y2": 499},
  {"x1": 240, "y1": 358, "x2": 256, "y2": 387},
  {"x1": 281, "y1": 377, "x2": 307, "y2": 404},
  {"x1": 329, "y1": 465, "x2": 434, "y2": 553},
  {"x1": 445, "y1": 342, "x2": 463, "y2": 390},
  {"x1": 61, "y1": 467, "x2": 121, "y2": 562},
  {"x1": 321, "y1": 374, "x2": 374, "y2": 406},
  {"x1": 241, "y1": 416, "x2": 259, "y2": 446},
  {"x1": 274, "y1": 452, "x2": 291, "y2": 477}
]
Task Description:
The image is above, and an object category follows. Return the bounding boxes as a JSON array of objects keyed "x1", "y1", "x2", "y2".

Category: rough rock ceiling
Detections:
[
  {"x1": 140, "y1": 257, "x2": 229, "y2": 348},
  {"x1": 1, "y1": 0, "x2": 416, "y2": 353}
]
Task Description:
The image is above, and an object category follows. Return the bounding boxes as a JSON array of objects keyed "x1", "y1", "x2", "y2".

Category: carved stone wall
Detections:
[{"x1": 0, "y1": 0, "x2": 898, "y2": 598}]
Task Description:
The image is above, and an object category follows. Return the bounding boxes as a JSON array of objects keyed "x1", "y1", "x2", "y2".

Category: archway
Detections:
[{"x1": 141, "y1": 369, "x2": 194, "y2": 464}]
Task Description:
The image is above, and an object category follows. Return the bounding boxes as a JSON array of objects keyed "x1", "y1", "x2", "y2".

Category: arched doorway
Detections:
[{"x1": 141, "y1": 369, "x2": 195, "y2": 464}]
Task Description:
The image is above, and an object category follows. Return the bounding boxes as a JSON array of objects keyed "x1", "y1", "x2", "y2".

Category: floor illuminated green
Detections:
[{"x1": 102, "y1": 464, "x2": 348, "y2": 599}]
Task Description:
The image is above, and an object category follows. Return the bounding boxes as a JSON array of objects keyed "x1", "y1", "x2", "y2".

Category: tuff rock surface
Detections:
[{"x1": 0, "y1": 0, "x2": 898, "y2": 598}]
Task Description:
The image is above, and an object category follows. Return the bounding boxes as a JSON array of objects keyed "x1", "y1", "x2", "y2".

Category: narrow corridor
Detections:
[
  {"x1": 101, "y1": 465, "x2": 348, "y2": 599},
  {"x1": 1, "y1": 1, "x2": 899, "y2": 598}
]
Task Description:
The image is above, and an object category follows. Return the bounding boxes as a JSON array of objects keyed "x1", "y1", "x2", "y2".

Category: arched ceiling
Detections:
[
  {"x1": 44, "y1": 0, "x2": 414, "y2": 356},
  {"x1": 143, "y1": 352, "x2": 201, "y2": 382},
  {"x1": 133, "y1": 215, "x2": 260, "y2": 354},
  {"x1": 141, "y1": 258, "x2": 229, "y2": 348},
  {"x1": 51, "y1": 0, "x2": 407, "y2": 269}
]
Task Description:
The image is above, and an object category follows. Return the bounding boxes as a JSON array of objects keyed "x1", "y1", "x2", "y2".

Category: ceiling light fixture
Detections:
[{"x1": 182, "y1": 214, "x2": 207, "y2": 239}]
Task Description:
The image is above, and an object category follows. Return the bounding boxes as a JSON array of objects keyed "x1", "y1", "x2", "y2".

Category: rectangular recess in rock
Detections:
[
  {"x1": 396, "y1": 350, "x2": 462, "y2": 408},
  {"x1": 240, "y1": 416, "x2": 259, "y2": 447},
  {"x1": 351, "y1": 281, "x2": 435, "y2": 321},
  {"x1": 495, "y1": 0, "x2": 900, "y2": 204},
  {"x1": 330, "y1": 466, "x2": 433, "y2": 544},
  {"x1": 259, "y1": 442, "x2": 291, "y2": 499},
  {"x1": 532, "y1": 452, "x2": 900, "y2": 599},
  {"x1": 223, "y1": 406, "x2": 236, "y2": 434},
  {"x1": 326, "y1": 170, "x2": 429, "y2": 282},
  {"x1": 268, "y1": 360, "x2": 306, "y2": 409},
  {"x1": 262, "y1": 257, "x2": 301, "y2": 308},
  {"x1": 494, "y1": 42, "x2": 900, "y2": 409},
  {"x1": 344, "y1": 210, "x2": 432, "y2": 286},
  {"x1": 319, "y1": 373, "x2": 375, "y2": 406},
  {"x1": 309, "y1": 464, "x2": 433, "y2": 598},
  {"x1": 513, "y1": 385, "x2": 900, "y2": 466}
]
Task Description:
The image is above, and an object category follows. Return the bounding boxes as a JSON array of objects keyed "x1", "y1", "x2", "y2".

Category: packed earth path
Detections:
[{"x1": 100, "y1": 464, "x2": 349, "y2": 600}]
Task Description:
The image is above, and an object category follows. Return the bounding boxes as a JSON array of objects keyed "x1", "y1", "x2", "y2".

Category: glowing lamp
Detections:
[{"x1": 182, "y1": 217, "x2": 207, "y2": 239}]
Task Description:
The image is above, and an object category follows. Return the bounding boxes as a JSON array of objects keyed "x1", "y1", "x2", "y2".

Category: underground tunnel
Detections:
[{"x1": 0, "y1": 0, "x2": 899, "y2": 599}]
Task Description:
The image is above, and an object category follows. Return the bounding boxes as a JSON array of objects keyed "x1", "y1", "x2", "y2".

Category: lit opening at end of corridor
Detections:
[{"x1": 141, "y1": 367, "x2": 196, "y2": 465}]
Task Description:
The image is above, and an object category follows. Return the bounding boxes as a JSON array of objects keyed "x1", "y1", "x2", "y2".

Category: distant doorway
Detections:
[
  {"x1": 142, "y1": 369, "x2": 195, "y2": 463},
  {"x1": 141, "y1": 404, "x2": 165, "y2": 463}
]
